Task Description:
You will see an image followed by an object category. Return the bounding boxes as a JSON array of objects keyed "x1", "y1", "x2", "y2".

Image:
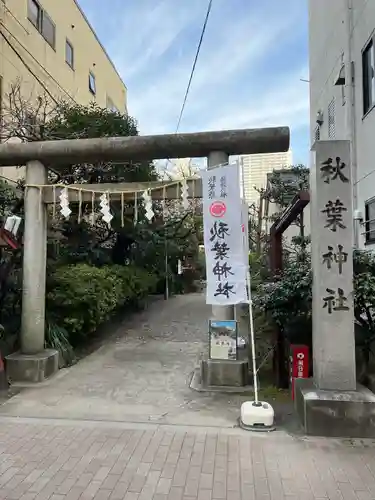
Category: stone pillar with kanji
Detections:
[{"x1": 311, "y1": 140, "x2": 356, "y2": 391}]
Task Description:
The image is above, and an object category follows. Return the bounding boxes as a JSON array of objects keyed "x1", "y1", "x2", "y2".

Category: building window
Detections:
[
  {"x1": 41, "y1": 11, "x2": 55, "y2": 49},
  {"x1": 365, "y1": 198, "x2": 375, "y2": 244},
  {"x1": 28, "y1": 0, "x2": 41, "y2": 29},
  {"x1": 89, "y1": 72, "x2": 96, "y2": 95},
  {"x1": 28, "y1": 0, "x2": 55, "y2": 50},
  {"x1": 363, "y1": 38, "x2": 375, "y2": 115},
  {"x1": 66, "y1": 40, "x2": 74, "y2": 69},
  {"x1": 328, "y1": 98, "x2": 335, "y2": 138}
]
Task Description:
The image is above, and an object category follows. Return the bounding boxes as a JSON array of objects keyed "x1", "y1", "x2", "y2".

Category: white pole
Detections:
[
  {"x1": 241, "y1": 156, "x2": 259, "y2": 402},
  {"x1": 246, "y1": 269, "x2": 259, "y2": 404}
]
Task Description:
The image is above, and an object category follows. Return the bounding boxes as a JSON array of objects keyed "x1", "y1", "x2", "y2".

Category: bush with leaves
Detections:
[
  {"x1": 47, "y1": 263, "x2": 157, "y2": 345},
  {"x1": 254, "y1": 252, "x2": 312, "y2": 347},
  {"x1": 254, "y1": 247, "x2": 375, "y2": 383}
]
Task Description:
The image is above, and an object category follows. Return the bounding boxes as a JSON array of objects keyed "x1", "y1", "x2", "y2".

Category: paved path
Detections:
[
  {"x1": 0, "y1": 418, "x2": 375, "y2": 500},
  {"x1": 1, "y1": 293, "x2": 375, "y2": 499},
  {"x1": 0, "y1": 294, "x2": 248, "y2": 427}
]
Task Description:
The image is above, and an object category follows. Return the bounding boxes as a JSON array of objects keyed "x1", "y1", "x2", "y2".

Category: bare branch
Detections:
[{"x1": 0, "y1": 80, "x2": 59, "y2": 143}]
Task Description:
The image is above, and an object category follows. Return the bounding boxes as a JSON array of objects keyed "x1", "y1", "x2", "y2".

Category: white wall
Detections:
[{"x1": 309, "y1": 0, "x2": 375, "y2": 249}]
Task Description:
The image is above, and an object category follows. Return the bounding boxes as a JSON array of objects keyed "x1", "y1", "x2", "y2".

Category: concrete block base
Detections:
[
  {"x1": 295, "y1": 378, "x2": 375, "y2": 438},
  {"x1": 200, "y1": 359, "x2": 249, "y2": 388},
  {"x1": 6, "y1": 349, "x2": 59, "y2": 384}
]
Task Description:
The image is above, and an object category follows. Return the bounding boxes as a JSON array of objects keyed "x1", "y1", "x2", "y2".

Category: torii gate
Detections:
[{"x1": 0, "y1": 127, "x2": 289, "y2": 383}]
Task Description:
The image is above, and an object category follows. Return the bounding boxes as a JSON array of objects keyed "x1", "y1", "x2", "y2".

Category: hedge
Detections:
[{"x1": 46, "y1": 263, "x2": 157, "y2": 345}]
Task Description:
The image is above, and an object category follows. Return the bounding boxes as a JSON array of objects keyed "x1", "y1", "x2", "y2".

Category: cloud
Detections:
[
  {"x1": 203, "y1": 66, "x2": 310, "y2": 132},
  {"x1": 77, "y1": 0, "x2": 309, "y2": 158}
]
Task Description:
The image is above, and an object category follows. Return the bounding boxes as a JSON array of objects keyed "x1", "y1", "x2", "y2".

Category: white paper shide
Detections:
[{"x1": 201, "y1": 163, "x2": 247, "y2": 305}]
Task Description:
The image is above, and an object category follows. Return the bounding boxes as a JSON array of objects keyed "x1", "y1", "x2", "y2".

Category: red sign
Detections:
[
  {"x1": 289, "y1": 344, "x2": 309, "y2": 400},
  {"x1": 209, "y1": 201, "x2": 226, "y2": 218}
]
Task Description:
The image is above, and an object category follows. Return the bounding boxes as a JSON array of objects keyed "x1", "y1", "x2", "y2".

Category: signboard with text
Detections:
[
  {"x1": 311, "y1": 141, "x2": 356, "y2": 390},
  {"x1": 201, "y1": 163, "x2": 247, "y2": 306},
  {"x1": 209, "y1": 320, "x2": 238, "y2": 360},
  {"x1": 289, "y1": 344, "x2": 309, "y2": 400}
]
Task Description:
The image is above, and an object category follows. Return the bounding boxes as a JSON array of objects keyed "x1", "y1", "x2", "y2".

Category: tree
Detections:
[
  {"x1": 0, "y1": 179, "x2": 24, "y2": 348},
  {"x1": 247, "y1": 201, "x2": 267, "y2": 255},
  {"x1": 264, "y1": 165, "x2": 309, "y2": 211},
  {"x1": 1, "y1": 82, "x2": 157, "y2": 182},
  {"x1": 2, "y1": 82, "x2": 201, "y2": 289},
  {"x1": 46, "y1": 101, "x2": 158, "y2": 184},
  {"x1": 263, "y1": 165, "x2": 310, "y2": 250}
]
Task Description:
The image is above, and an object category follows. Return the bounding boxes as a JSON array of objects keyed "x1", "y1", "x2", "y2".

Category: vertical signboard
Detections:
[
  {"x1": 201, "y1": 163, "x2": 247, "y2": 305},
  {"x1": 289, "y1": 344, "x2": 309, "y2": 400},
  {"x1": 311, "y1": 141, "x2": 356, "y2": 390}
]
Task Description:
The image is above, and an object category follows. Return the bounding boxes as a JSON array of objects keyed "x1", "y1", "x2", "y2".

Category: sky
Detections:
[{"x1": 78, "y1": 0, "x2": 309, "y2": 165}]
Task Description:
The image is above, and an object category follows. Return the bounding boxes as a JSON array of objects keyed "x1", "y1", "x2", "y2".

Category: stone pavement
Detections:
[
  {"x1": 0, "y1": 294, "x2": 249, "y2": 427},
  {"x1": 0, "y1": 417, "x2": 375, "y2": 500},
  {"x1": 1, "y1": 293, "x2": 375, "y2": 499}
]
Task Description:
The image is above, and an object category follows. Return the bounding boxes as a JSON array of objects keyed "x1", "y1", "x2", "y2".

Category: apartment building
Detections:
[
  {"x1": 240, "y1": 151, "x2": 293, "y2": 207},
  {"x1": 0, "y1": 0, "x2": 127, "y2": 180},
  {"x1": 309, "y1": 0, "x2": 375, "y2": 249}
]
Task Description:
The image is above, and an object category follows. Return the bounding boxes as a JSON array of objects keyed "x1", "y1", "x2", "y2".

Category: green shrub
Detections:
[
  {"x1": 111, "y1": 265, "x2": 157, "y2": 305},
  {"x1": 46, "y1": 263, "x2": 157, "y2": 345}
]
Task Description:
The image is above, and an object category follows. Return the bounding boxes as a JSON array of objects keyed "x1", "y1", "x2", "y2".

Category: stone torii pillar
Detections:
[{"x1": 0, "y1": 127, "x2": 290, "y2": 383}]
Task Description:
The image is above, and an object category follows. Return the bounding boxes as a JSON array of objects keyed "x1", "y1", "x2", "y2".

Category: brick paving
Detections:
[
  {"x1": 1, "y1": 294, "x2": 375, "y2": 499},
  {"x1": 0, "y1": 418, "x2": 375, "y2": 500}
]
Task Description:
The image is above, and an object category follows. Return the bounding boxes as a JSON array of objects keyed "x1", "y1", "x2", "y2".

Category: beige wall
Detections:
[
  {"x1": 0, "y1": 0, "x2": 126, "y2": 111},
  {"x1": 0, "y1": 0, "x2": 127, "y2": 182}
]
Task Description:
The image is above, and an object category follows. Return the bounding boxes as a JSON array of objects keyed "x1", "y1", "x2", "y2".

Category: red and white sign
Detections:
[
  {"x1": 201, "y1": 163, "x2": 247, "y2": 306},
  {"x1": 289, "y1": 344, "x2": 309, "y2": 400},
  {"x1": 209, "y1": 201, "x2": 226, "y2": 218}
]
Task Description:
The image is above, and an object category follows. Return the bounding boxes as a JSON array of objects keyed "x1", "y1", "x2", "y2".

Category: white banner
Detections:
[
  {"x1": 241, "y1": 200, "x2": 249, "y2": 268},
  {"x1": 201, "y1": 163, "x2": 247, "y2": 305}
]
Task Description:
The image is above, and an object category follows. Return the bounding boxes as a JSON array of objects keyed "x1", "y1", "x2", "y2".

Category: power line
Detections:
[
  {"x1": 161, "y1": 0, "x2": 213, "y2": 176},
  {"x1": 0, "y1": 22, "x2": 76, "y2": 103},
  {"x1": 0, "y1": 29, "x2": 59, "y2": 104},
  {"x1": 175, "y1": 0, "x2": 213, "y2": 134},
  {"x1": 355, "y1": 167, "x2": 375, "y2": 186}
]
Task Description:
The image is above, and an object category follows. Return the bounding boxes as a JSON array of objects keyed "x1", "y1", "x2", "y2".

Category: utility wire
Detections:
[
  {"x1": 0, "y1": 23, "x2": 76, "y2": 103},
  {"x1": 0, "y1": 29, "x2": 58, "y2": 104},
  {"x1": 355, "y1": 167, "x2": 375, "y2": 186},
  {"x1": 175, "y1": 0, "x2": 213, "y2": 134}
]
